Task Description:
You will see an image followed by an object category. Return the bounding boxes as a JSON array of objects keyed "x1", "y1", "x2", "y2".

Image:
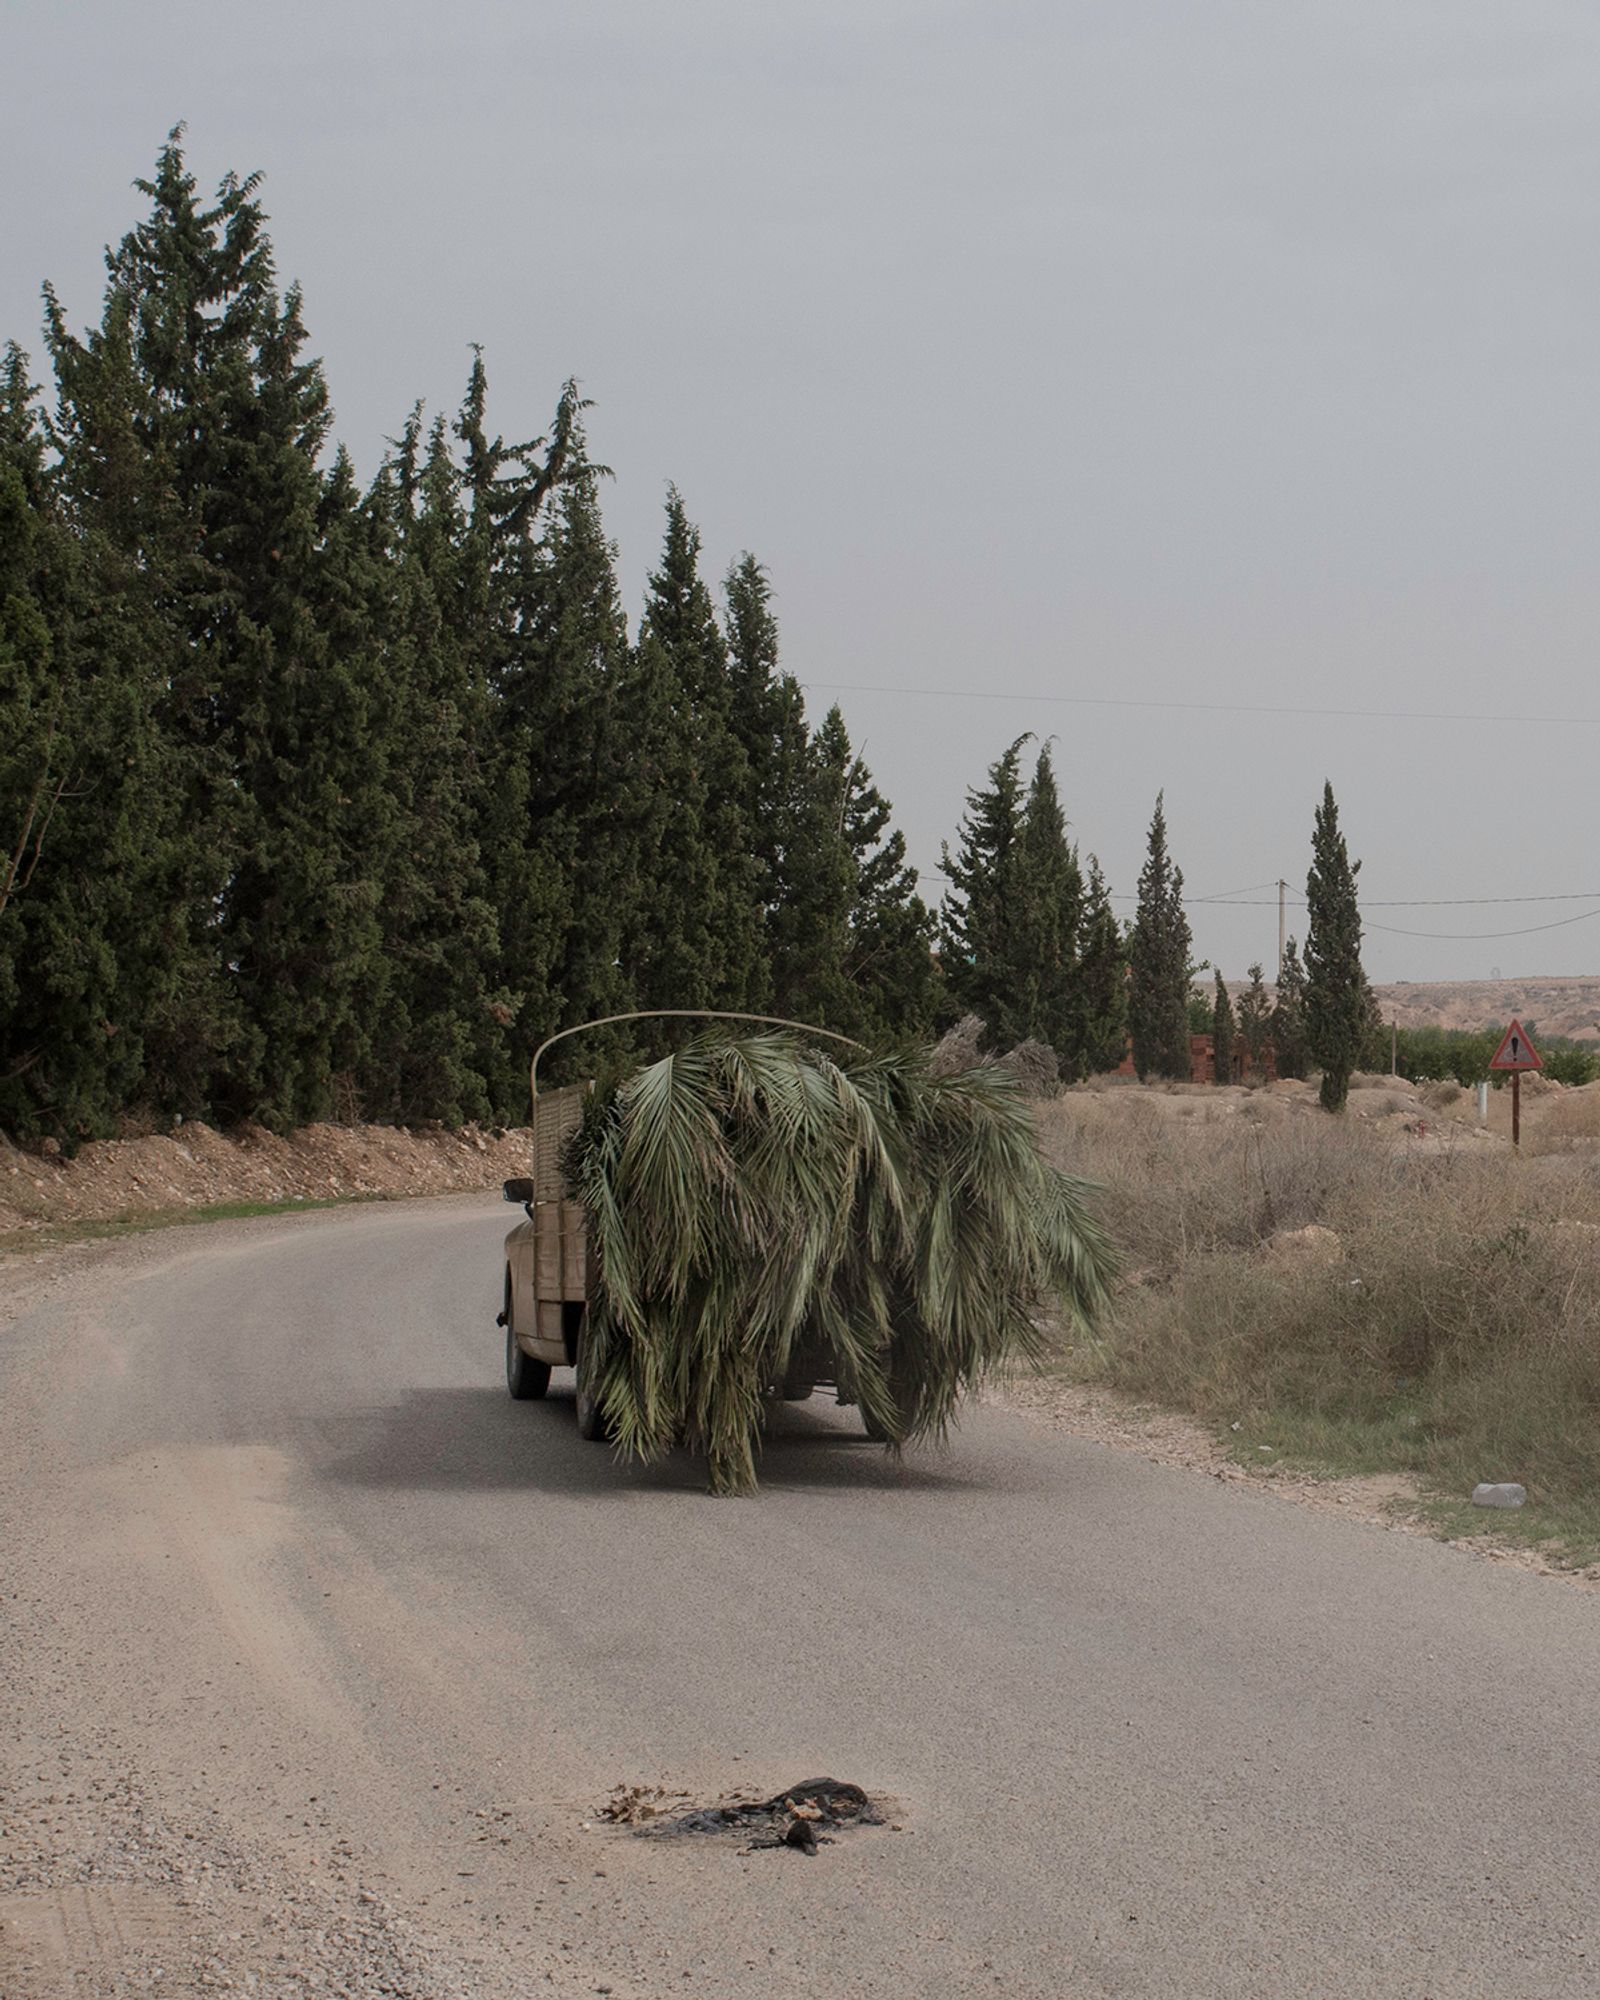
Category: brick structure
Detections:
[{"x1": 1113, "y1": 1034, "x2": 1277, "y2": 1084}]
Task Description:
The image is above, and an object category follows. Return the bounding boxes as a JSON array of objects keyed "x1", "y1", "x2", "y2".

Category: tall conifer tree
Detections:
[
  {"x1": 724, "y1": 551, "x2": 807, "y2": 1009},
  {"x1": 1018, "y1": 744, "x2": 1085, "y2": 1070},
  {"x1": 817, "y1": 708, "x2": 938, "y2": 1040},
  {"x1": 627, "y1": 490, "x2": 762, "y2": 1013},
  {"x1": 1237, "y1": 962, "x2": 1273, "y2": 1075},
  {"x1": 40, "y1": 134, "x2": 260, "y2": 1113},
  {"x1": 1077, "y1": 857, "x2": 1128, "y2": 1074},
  {"x1": 359, "y1": 426, "x2": 502, "y2": 1125},
  {"x1": 1303, "y1": 781, "x2": 1367, "y2": 1111},
  {"x1": 1272, "y1": 938, "x2": 1309, "y2": 1081},
  {"x1": 515, "y1": 446, "x2": 638, "y2": 1071},
  {"x1": 1128, "y1": 792, "x2": 1192, "y2": 1081},
  {"x1": 1211, "y1": 970, "x2": 1236, "y2": 1084},
  {"x1": 1, "y1": 337, "x2": 191, "y2": 1140},
  {"x1": 940, "y1": 735, "x2": 1032, "y2": 1047}
]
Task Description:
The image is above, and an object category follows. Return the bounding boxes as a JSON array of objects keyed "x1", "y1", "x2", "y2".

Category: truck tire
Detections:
[{"x1": 504, "y1": 1278, "x2": 551, "y2": 1401}]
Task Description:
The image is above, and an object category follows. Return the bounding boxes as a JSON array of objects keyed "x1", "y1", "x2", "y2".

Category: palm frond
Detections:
[{"x1": 573, "y1": 1033, "x2": 1118, "y2": 1493}]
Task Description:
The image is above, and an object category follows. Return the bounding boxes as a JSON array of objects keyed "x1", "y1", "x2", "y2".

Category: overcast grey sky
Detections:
[{"x1": 7, "y1": 1, "x2": 1598, "y2": 982}]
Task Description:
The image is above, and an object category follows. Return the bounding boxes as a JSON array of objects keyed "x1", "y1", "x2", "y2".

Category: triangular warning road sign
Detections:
[{"x1": 1488, "y1": 1018, "x2": 1543, "y2": 1071}]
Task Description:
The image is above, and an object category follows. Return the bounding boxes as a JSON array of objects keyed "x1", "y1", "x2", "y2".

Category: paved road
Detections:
[{"x1": 3, "y1": 1196, "x2": 1598, "y2": 1998}]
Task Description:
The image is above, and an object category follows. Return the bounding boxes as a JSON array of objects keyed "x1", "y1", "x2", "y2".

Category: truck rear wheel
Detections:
[{"x1": 504, "y1": 1279, "x2": 551, "y2": 1401}]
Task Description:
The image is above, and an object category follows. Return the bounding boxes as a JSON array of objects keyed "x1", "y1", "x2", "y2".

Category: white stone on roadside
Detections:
[
  {"x1": 1471, "y1": 1482, "x2": 1526, "y2": 1509},
  {"x1": 1261, "y1": 1223, "x2": 1343, "y2": 1268}
]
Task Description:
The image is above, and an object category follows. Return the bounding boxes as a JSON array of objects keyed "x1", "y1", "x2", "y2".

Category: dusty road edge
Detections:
[{"x1": 986, "y1": 1368, "x2": 1600, "y2": 1592}]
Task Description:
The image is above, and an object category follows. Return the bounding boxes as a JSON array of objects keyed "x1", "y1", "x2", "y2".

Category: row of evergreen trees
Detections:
[
  {"x1": 938, "y1": 735, "x2": 1127, "y2": 1081},
  {"x1": 1, "y1": 138, "x2": 943, "y2": 1141},
  {"x1": 3, "y1": 138, "x2": 1374, "y2": 1143},
  {"x1": 1128, "y1": 777, "x2": 1371, "y2": 1110},
  {"x1": 941, "y1": 740, "x2": 1372, "y2": 1110}
]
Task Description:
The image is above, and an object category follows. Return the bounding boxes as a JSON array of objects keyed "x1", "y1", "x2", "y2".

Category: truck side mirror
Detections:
[{"x1": 502, "y1": 1177, "x2": 536, "y2": 1207}]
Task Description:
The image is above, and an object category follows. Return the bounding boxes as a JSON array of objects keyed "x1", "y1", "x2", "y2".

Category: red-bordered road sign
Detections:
[{"x1": 1488, "y1": 1019, "x2": 1543, "y2": 1072}]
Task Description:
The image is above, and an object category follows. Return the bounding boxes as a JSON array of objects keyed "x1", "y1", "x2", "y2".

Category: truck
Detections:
[{"x1": 494, "y1": 1012, "x2": 882, "y2": 1443}]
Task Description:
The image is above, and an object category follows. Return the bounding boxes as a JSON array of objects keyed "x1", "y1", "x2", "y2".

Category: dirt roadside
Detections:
[
  {"x1": 0, "y1": 1204, "x2": 610, "y2": 2000},
  {"x1": 985, "y1": 1370, "x2": 1600, "y2": 1592},
  {"x1": 0, "y1": 1119, "x2": 537, "y2": 1240}
]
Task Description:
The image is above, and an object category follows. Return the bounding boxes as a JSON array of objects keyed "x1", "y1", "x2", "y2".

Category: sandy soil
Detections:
[
  {"x1": 1067, "y1": 1063, "x2": 1600, "y2": 1154},
  {"x1": 0, "y1": 1119, "x2": 537, "y2": 1239},
  {"x1": 1369, "y1": 976, "x2": 1600, "y2": 1043}
]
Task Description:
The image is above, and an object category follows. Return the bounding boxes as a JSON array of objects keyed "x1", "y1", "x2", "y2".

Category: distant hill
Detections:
[{"x1": 1368, "y1": 979, "x2": 1600, "y2": 1044}]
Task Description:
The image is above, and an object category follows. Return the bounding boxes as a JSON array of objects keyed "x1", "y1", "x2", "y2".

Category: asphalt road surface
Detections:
[{"x1": 3, "y1": 1195, "x2": 1598, "y2": 1998}]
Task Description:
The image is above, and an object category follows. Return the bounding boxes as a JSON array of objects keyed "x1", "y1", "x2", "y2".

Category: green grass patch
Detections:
[
  {"x1": 1221, "y1": 1401, "x2": 1434, "y2": 1481},
  {"x1": 1407, "y1": 1492, "x2": 1600, "y2": 1573}
]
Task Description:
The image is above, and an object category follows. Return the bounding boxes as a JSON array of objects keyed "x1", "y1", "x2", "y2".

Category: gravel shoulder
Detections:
[
  {"x1": 987, "y1": 1368, "x2": 1600, "y2": 1591},
  {"x1": 0, "y1": 1199, "x2": 569, "y2": 2000}
]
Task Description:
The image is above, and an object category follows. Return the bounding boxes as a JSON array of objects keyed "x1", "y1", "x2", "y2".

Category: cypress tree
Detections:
[
  {"x1": 40, "y1": 136, "x2": 254, "y2": 1116},
  {"x1": 724, "y1": 550, "x2": 808, "y2": 1011},
  {"x1": 939, "y1": 735, "x2": 1032, "y2": 1047},
  {"x1": 1018, "y1": 743, "x2": 1085, "y2": 1071},
  {"x1": 217, "y1": 381, "x2": 388, "y2": 1130},
  {"x1": 627, "y1": 490, "x2": 762, "y2": 1013},
  {"x1": 764, "y1": 704, "x2": 856, "y2": 1031},
  {"x1": 1077, "y1": 857, "x2": 1128, "y2": 1074},
  {"x1": 361, "y1": 412, "x2": 504, "y2": 1125},
  {"x1": 0, "y1": 346, "x2": 101, "y2": 1136},
  {"x1": 1272, "y1": 939, "x2": 1309, "y2": 1081},
  {"x1": 823, "y1": 708, "x2": 939, "y2": 1041},
  {"x1": 1303, "y1": 781, "x2": 1367, "y2": 1112},
  {"x1": 512, "y1": 440, "x2": 638, "y2": 1076},
  {"x1": 1128, "y1": 793, "x2": 1192, "y2": 1081},
  {"x1": 471, "y1": 372, "x2": 611, "y2": 1109},
  {"x1": 41, "y1": 133, "x2": 404, "y2": 1131},
  {"x1": 1211, "y1": 970, "x2": 1236, "y2": 1084},
  {"x1": 1237, "y1": 962, "x2": 1272, "y2": 1075},
  {"x1": 3, "y1": 333, "x2": 193, "y2": 1142},
  {"x1": 0, "y1": 349, "x2": 64, "y2": 941}
]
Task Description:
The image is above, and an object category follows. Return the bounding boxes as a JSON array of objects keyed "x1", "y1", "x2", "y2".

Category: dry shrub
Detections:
[
  {"x1": 931, "y1": 1017, "x2": 1061, "y2": 1097},
  {"x1": 1037, "y1": 1092, "x2": 1390, "y2": 1273},
  {"x1": 998, "y1": 1039, "x2": 1062, "y2": 1097},
  {"x1": 1538, "y1": 1082, "x2": 1600, "y2": 1147},
  {"x1": 1038, "y1": 1088, "x2": 1600, "y2": 1510},
  {"x1": 931, "y1": 1015, "x2": 986, "y2": 1075},
  {"x1": 1420, "y1": 1079, "x2": 1467, "y2": 1112}
]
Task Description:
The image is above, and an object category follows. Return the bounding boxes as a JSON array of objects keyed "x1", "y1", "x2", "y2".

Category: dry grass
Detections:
[
  {"x1": 1037, "y1": 1083, "x2": 1600, "y2": 1559},
  {"x1": 1535, "y1": 1081, "x2": 1600, "y2": 1146}
]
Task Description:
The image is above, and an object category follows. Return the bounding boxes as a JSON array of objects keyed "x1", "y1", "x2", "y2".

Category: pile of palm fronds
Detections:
[{"x1": 568, "y1": 1033, "x2": 1117, "y2": 1494}]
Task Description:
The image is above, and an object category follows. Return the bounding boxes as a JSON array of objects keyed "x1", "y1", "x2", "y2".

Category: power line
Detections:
[
  {"x1": 799, "y1": 679, "x2": 1600, "y2": 729},
  {"x1": 937, "y1": 865, "x2": 1600, "y2": 938},
  {"x1": 1185, "y1": 880, "x2": 1279, "y2": 905},
  {"x1": 1363, "y1": 907, "x2": 1600, "y2": 941},
  {"x1": 1362, "y1": 892, "x2": 1600, "y2": 907},
  {"x1": 1099, "y1": 887, "x2": 1600, "y2": 939},
  {"x1": 1111, "y1": 889, "x2": 1600, "y2": 909}
]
